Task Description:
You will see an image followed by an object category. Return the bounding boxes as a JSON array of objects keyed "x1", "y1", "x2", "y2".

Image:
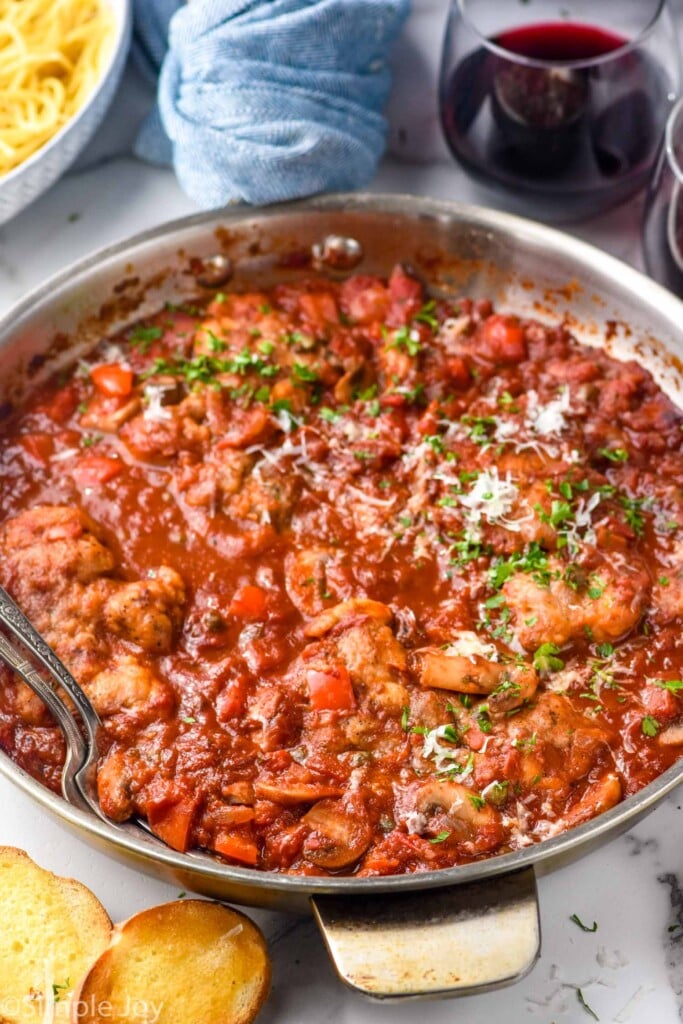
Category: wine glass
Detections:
[
  {"x1": 643, "y1": 97, "x2": 683, "y2": 295},
  {"x1": 439, "y1": 0, "x2": 680, "y2": 222}
]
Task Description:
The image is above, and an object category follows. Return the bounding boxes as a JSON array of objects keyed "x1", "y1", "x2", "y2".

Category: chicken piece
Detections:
[
  {"x1": 651, "y1": 570, "x2": 683, "y2": 623},
  {"x1": 505, "y1": 693, "x2": 611, "y2": 783},
  {"x1": 556, "y1": 773, "x2": 622, "y2": 831},
  {"x1": 174, "y1": 448, "x2": 253, "y2": 510},
  {"x1": 103, "y1": 567, "x2": 185, "y2": 653},
  {"x1": 226, "y1": 463, "x2": 300, "y2": 530},
  {"x1": 503, "y1": 559, "x2": 648, "y2": 648},
  {"x1": 120, "y1": 396, "x2": 210, "y2": 461},
  {"x1": 0, "y1": 507, "x2": 114, "y2": 597},
  {"x1": 86, "y1": 655, "x2": 174, "y2": 722},
  {"x1": 81, "y1": 395, "x2": 141, "y2": 433},
  {"x1": 97, "y1": 748, "x2": 136, "y2": 821},
  {"x1": 658, "y1": 721, "x2": 683, "y2": 746},
  {"x1": 302, "y1": 600, "x2": 409, "y2": 714}
]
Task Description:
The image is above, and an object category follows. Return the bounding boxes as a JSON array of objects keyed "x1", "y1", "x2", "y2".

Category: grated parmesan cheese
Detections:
[
  {"x1": 526, "y1": 387, "x2": 572, "y2": 436},
  {"x1": 458, "y1": 467, "x2": 529, "y2": 538}
]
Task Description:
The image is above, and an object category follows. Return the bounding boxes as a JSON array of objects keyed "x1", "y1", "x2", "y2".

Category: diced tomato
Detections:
[
  {"x1": 417, "y1": 400, "x2": 440, "y2": 437},
  {"x1": 148, "y1": 797, "x2": 197, "y2": 852},
  {"x1": 339, "y1": 275, "x2": 389, "y2": 325},
  {"x1": 91, "y1": 363, "x2": 134, "y2": 398},
  {"x1": 387, "y1": 264, "x2": 423, "y2": 325},
  {"x1": 642, "y1": 683, "x2": 679, "y2": 720},
  {"x1": 379, "y1": 392, "x2": 407, "y2": 409},
  {"x1": 445, "y1": 356, "x2": 471, "y2": 388},
  {"x1": 307, "y1": 666, "x2": 356, "y2": 712},
  {"x1": 71, "y1": 455, "x2": 123, "y2": 488},
  {"x1": 216, "y1": 675, "x2": 250, "y2": 721},
  {"x1": 464, "y1": 724, "x2": 488, "y2": 752},
  {"x1": 299, "y1": 291, "x2": 339, "y2": 327},
  {"x1": 37, "y1": 384, "x2": 78, "y2": 424},
  {"x1": 478, "y1": 315, "x2": 527, "y2": 364},
  {"x1": 229, "y1": 584, "x2": 268, "y2": 619},
  {"x1": 20, "y1": 433, "x2": 54, "y2": 465},
  {"x1": 213, "y1": 831, "x2": 259, "y2": 866}
]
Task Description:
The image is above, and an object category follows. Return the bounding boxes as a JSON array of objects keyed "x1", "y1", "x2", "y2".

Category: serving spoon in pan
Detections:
[
  {"x1": 0, "y1": 585, "x2": 253, "y2": 862},
  {"x1": 0, "y1": 583, "x2": 103, "y2": 816},
  {"x1": 0, "y1": 583, "x2": 188, "y2": 859}
]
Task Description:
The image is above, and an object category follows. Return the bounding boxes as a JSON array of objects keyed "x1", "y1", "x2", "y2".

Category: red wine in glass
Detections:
[{"x1": 440, "y1": 20, "x2": 670, "y2": 220}]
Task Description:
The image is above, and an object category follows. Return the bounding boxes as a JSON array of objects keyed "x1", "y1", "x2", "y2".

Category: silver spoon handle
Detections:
[
  {"x1": 0, "y1": 584, "x2": 101, "y2": 748},
  {"x1": 0, "y1": 629, "x2": 89, "y2": 809}
]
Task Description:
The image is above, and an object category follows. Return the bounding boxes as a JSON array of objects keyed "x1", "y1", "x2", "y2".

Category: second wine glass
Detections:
[{"x1": 439, "y1": 0, "x2": 680, "y2": 222}]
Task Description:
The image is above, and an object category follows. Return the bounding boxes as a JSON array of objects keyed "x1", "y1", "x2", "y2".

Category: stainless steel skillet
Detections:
[{"x1": 0, "y1": 193, "x2": 681, "y2": 1001}]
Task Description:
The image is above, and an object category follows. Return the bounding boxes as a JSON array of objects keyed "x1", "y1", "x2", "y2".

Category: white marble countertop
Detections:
[{"x1": 0, "y1": 47, "x2": 682, "y2": 1024}]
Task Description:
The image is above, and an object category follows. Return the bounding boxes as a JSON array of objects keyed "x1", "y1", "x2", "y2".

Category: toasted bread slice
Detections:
[
  {"x1": 0, "y1": 846, "x2": 112, "y2": 1024},
  {"x1": 73, "y1": 899, "x2": 271, "y2": 1024}
]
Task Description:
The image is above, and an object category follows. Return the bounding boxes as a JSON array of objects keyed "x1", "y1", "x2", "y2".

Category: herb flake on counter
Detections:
[
  {"x1": 576, "y1": 987, "x2": 599, "y2": 1021},
  {"x1": 570, "y1": 913, "x2": 598, "y2": 932}
]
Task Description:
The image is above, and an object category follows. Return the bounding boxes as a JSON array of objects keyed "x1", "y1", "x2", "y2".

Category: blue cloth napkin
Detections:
[{"x1": 132, "y1": 0, "x2": 410, "y2": 208}]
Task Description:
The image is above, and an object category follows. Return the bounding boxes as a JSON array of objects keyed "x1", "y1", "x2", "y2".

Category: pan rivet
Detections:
[
  {"x1": 312, "y1": 235, "x2": 364, "y2": 271},
  {"x1": 195, "y1": 254, "x2": 234, "y2": 289}
]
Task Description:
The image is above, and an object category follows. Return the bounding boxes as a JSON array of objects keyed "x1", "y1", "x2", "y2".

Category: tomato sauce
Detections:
[{"x1": 0, "y1": 264, "x2": 681, "y2": 876}]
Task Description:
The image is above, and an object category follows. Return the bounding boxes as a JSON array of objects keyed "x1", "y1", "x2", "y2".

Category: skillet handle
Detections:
[{"x1": 310, "y1": 867, "x2": 540, "y2": 1001}]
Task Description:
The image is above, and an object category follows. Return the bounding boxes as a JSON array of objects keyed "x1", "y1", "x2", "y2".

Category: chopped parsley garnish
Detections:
[
  {"x1": 292, "y1": 362, "x2": 318, "y2": 383},
  {"x1": 641, "y1": 715, "x2": 660, "y2": 737},
  {"x1": 142, "y1": 347, "x2": 277, "y2": 387},
  {"x1": 429, "y1": 830, "x2": 451, "y2": 844},
  {"x1": 598, "y1": 446, "x2": 628, "y2": 462},
  {"x1": 206, "y1": 330, "x2": 227, "y2": 353},
  {"x1": 129, "y1": 324, "x2": 163, "y2": 353},
  {"x1": 414, "y1": 300, "x2": 438, "y2": 330},
  {"x1": 463, "y1": 414, "x2": 497, "y2": 445},
  {"x1": 388, "y1": 324, "x2": 421, "y2": 357},
  {"x1": 475, "y1": 706, "x2": 492, "y2": 734},
  {"x1": 654, "y1": 679, "x2": 683, "y2": 694},
  {"x1": 489, "y1": 542, "x2": 551, "y2": 590},
  {"x1": 570, "y1": 913, "x2": 598, "y2": 932},
  {"x1": 320, "y1": 406, "x2": 341, "y2": 424},
  {"x1": 401, "y1": 706, "x2": 410, "y2": 731},
  {"x1": 619, "y1": 495, "x2": 649, "y2": 537},
  {"x1": 468, "y1": 794, "x2": 486, "y2": 810},
  {"x1": 533, "y1": 642, "x2": 564, "y2": 673},
  {"x1": 484, "y1": 780, "x2": 509, "y2": 806},
  {"x1": 538, "y1": 499, "x2": 573, "y2": 530},
  {"x1": 512, "y1": 732, "x2": 537, "y2": 751}
]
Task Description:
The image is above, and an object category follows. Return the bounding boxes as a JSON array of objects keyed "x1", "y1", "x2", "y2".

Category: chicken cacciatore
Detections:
[{"x1": 0, "y1": 264, "x2": 681, "y2": 876}]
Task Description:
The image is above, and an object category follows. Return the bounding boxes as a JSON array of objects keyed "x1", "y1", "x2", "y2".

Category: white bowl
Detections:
[{"x1": 0, "y1": 0, "x2": 132, "y2": 226}]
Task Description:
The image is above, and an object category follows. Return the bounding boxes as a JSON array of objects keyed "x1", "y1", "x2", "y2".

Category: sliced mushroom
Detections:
[
  {"x1": 304, "y1": 598, "x2": 392, "y2": 638},
  {"x1": 302, "y1": 797, "x2": 372, "y2": 870}
]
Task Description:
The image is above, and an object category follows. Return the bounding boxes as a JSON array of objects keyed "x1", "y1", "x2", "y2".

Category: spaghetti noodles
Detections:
[{"x1": 0, "y1": 0, "x2": 114, "y2": 175}]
